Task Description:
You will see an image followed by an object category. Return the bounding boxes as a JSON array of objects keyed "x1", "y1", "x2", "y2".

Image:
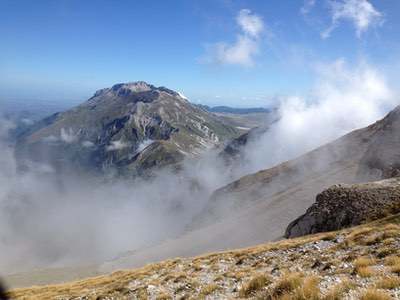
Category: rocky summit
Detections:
[{"x1": 16, "y1": 81, "x2": 240, "y2": 176}]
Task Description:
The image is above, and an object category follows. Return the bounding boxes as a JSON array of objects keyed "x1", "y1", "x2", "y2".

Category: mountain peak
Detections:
[
  {"x1": 111, "y1": 81, "x2": 155, "y2": 93},
  {"x1": 92, "y1": 81, "x2": 186, "y2": 100}
]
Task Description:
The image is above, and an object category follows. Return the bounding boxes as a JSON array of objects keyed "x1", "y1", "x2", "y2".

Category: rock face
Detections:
[
  {"x1": 285, "y1": 177, "x2": 400, "y2": 238},
  {"x1": 16, "y1": 81, "x2": 240, "y2": 176}
]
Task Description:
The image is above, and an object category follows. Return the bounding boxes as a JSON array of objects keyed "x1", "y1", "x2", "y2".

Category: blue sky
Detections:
[{"x1": 0, "y1": 0, "x2": 399, "y2": 107}]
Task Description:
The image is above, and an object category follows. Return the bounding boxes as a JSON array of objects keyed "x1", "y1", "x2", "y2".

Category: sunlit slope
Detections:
[{"x1": 9, "y1": 214, "x2": 400, "y2": 299}]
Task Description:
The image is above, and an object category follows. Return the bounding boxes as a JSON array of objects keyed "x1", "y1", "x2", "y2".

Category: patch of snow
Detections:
[{"x1": 177, "y1": 91, "x2": 188, "y2": 100}]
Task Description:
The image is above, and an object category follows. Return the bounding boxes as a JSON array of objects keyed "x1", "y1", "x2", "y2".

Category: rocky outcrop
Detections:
[{"x1": 285, "y1": 177, "x2": 400, "y2": 238}]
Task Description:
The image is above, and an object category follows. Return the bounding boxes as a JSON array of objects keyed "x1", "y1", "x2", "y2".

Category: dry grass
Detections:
[
  {"x1": 375, "y1": 276, "x2": 400, "y2": 289},
  {"x1": 356, "y1": 266, "x2": 376, "y2": 278},
  {"x1": 384, "y1": 255, "x2": 400, "y2": 266},
  {"x1": 353, "y1": 257, "x2": 376, "y2": 277},
  {"x1": 359, "y1": 289, "x2": 392, "y2": 300},
  {"x1": 291, "y1": 276, "x2": 321, "y2": 300},
  {"x1": 354, "y1": 257, "x2": 376, "y2": 268},
  {"x1": 389, "y1": 263, "x2": 400, "y2": 275},
  {"x1": 271, "y1": 273, "x2": 303, "y2": 297},
  {"x1": 385, "y1": 256, "x2": 400, "y2": 275},
  {"x1": 156, "y1": 292, "x2": 172, "y2": 300},
  {"x1": 239, "y1": 273, "x2": 271, "y2": 297},
  {"x1": 199, "y1": 283, "x2": 219, "y2": 296},
  {"x1": 7, "y1": 213, "x2": 400, "y2": 300},
  {"x1": 323, "y1": 279, "x2": 356, "y2": 300}
]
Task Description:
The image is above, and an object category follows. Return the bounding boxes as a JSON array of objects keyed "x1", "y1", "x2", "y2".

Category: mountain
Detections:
[
  {"x1": 36, "y1": 105, "x2": 391, "y2": 283},
  {"x1": 6, "y1": 105, "x2": 400, "y2": 291},
  {"x1": 219, "y1": 109, "x2": 279, "y2": 164},
  {"x1": 285, "y1": 177, "x2": 400, "y2": 238},
  {"x1": 197, "y1": 104, "x2": 270, "y2": 114},
  {"x1": 219, "y1": 126, "x2": 270, "y2": 165},
  {"x1": 9, "y1": 213, "x2": 400, "y2": 299},
  {"x1": 192, "y1": 106, "x2": 400, "y2": 233},
  {"x1": 16, "y1": 82, "x2": 240, "y2": 176},
  {"x1": 93, "y1": 104, "x2": 400, "y2": 272}
]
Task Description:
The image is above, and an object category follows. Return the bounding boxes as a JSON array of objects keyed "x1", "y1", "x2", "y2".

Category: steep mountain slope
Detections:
[
  {"x1": 96, "y1": 105, "x2": 400, "y2": 272},
  {"x1": 220, "y1": 126, "x2": 270, "y2": 164},
  {"x1": 16, "y1": 82, "x2": 240, "y2": 176},
  {"x1": 63, "y1": 106, "x2": 398, "y2": 278},
  {"x1": 9, "y1": 214, "x2": 400, "y2": 299},
  {"x1": 194, "y1": 106, "x2": 400, "y2": 231},
  {"x1": 286, "y1": 177, "x2": 400, "y2": 238},
  {"x1": 6, "y1": 106, "x2": 400, "y2": 289}
]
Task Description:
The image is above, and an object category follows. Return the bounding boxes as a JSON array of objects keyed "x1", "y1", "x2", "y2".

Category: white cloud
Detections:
[
  {"x1": 82, "y1": 141, "x2": 95, "y2": 148},
  {"x1": 106, "y1": 140, "x2": 129, "y2": 151},
  {"x1": 136, "y1": 139, "x2": 154, "y2": 153},
  {"x1": 242, "y1": 59, "x2": 395, "y2": 174},
  {"x1": 60, "y1": 128, "x2": 78, "y2": 143},
  {"x1": 236, "y1": 9, "x2": 264, "y2": 37},
  {"x1": 322, "y1": 0, "x2": 383, "y2": 39},
  {"x1": 301, "y1": 0, "x2": 316, "y2": 15},
  {"x1": 202, "y1": 9, "x2": 264, "y2": 67}
]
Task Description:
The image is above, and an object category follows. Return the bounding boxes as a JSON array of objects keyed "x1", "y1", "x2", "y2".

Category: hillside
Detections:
[
  {"x1": 57, "y1": 105, "x2": 399, "y2": 278},
  {"x1": 8, "y1": 214, "x2": 400, "y2": 299},
  {"x1": 16, "y1": 82, "x2": 240, "y2": 176},
  {"x1": 191, "y1": 106, "x2": 400, "y2": 237}
]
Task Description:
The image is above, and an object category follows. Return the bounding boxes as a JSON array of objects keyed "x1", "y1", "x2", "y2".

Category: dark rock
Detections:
[{"x1": 285, "y1": 177, "x2": 400, "y2": 238}]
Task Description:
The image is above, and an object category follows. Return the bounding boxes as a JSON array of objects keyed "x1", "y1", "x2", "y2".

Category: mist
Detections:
[
  {"x1": 0, "y1": 59, "x2": 397, "y2": 276},
  {"x1": 238, "y1": 59, "x2": 396, "y2": 175},
  {"x1": 0, "y1": 120, "x2": 231, "y2": 273}
]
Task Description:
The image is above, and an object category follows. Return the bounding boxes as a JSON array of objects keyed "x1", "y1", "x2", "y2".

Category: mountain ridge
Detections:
[{"x1": 16, "y1": 81, "x2": 240, "y2": 177}]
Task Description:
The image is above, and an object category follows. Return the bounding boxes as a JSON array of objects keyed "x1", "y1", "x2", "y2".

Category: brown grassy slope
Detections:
[{"x1": 9, "y1": 214, "x2": 400, "y2": 300}]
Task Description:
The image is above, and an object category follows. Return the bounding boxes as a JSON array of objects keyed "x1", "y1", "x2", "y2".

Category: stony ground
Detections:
[{"x1": 9, "y1": 214, "x2": 400, "y2": 300}]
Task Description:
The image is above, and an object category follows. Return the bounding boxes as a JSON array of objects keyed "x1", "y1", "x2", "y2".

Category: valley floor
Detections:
[{"x1": 9, "y1": 214, "x2": 400, "y2": 300}]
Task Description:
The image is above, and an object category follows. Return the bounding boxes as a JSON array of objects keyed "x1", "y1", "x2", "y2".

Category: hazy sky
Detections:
[{"x1": 0, "y1": 0, "x2": 399, "y2": 107}]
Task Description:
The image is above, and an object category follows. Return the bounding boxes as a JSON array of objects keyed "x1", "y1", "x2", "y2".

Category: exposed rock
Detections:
[{"x1": 285, "y1": 177, "x2": 400, "y2": 238}]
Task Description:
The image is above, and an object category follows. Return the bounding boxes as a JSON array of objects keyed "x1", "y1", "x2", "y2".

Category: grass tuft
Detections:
[
  {"x1": 291, "y1": 276, "x2": 321, "y2": 300},
  {"x1": 375, "y1": 276, "x2": 400, "y2": 289},
  {"x1": 271, "y1": 273, "x2": 303, "y2": 297},
  {"x1": 359, "y1": 289, "x2": 392, "y2": 300},
  {"x1": 239, "y1": 274, "x2": 271, "y2": 298},
  {"x1": 323, "y1": 279, "x2": 355, "y2": 300},
  {"x1": 199, "y1": 283, "x2": 219, "y2": 296}
]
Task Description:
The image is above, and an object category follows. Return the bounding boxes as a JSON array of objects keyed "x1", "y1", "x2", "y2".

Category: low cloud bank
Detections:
[
  {"x1": 0, "y1": 59, "x2": 397, "y2": 274},
  {"x1": 235, "y1": 59, "x2": 396, "y2": 175}
]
